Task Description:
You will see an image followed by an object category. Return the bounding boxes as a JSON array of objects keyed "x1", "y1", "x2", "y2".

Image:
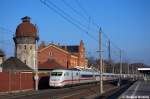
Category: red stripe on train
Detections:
[{"x1": 61, "y1": 77, "x2": 95, "y2": 83}]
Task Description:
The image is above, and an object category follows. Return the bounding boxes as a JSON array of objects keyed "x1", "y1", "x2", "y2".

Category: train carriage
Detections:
[{"x1": 49, "y1": 68, "x2": 119, "y2": 87}]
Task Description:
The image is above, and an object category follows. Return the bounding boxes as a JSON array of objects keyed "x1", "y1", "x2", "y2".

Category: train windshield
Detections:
[{"x1": 51, "y1": 72, "x2": 63, "y2": 76}]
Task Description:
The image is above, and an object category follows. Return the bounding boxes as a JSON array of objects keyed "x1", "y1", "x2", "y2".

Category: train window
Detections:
[
  {"x1": 64, "y1": 73, "x2": 69, "y2": 76},
  {"x1": 51, "y1": 72, "x2": 62, "y2": 76},
  {"x1": 76, "y1": 72, "x2": 78, "y2": 76},
  {"x1": 66, "y1": 72, "x2": 69, "y2": 76},
  {"x1": 51, "y1": 72, "x2": 56, "y2": 76}
]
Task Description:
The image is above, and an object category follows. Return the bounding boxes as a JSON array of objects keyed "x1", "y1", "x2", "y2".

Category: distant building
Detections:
[
  {"x1": 13, "y1": 16, "x2": 39, "y2": 70},
  {"x1": 138, "y1": 68, "x2": 150, "y2": 80},
  {"x1": 38, "y1": 40, "x2": 88, "y2": 69}
]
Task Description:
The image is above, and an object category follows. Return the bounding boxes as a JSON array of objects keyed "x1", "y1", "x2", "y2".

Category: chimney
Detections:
[{"x1": 38, "y1": 41, "x2": 46, "y2": 50}]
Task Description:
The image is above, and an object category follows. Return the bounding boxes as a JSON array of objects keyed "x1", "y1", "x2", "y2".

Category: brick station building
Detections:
[{"x1": 38, "y1": 40, "x2": 88, "y2": 70}]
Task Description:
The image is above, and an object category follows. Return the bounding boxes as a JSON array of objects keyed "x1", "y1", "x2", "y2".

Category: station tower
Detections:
[{"x1": 13, "y1": 16, "x2": 39, "y2": 70}]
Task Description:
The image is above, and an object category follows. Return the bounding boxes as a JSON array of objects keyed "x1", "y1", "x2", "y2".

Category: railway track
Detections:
[{"x1": 0, "y1": 80, "x2": 119, "y2": 99}]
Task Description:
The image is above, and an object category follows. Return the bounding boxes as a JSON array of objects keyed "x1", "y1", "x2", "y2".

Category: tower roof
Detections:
[{"x1": 15, "y1": 16, "x2": 38, "y2": 39}]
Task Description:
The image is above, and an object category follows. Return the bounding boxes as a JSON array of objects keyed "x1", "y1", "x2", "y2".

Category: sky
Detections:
[{"x1": 0, "y1": 0, "x2": 150, "y2": 65}]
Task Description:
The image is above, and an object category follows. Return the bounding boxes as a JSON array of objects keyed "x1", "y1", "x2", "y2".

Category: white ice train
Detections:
[{"x1": 49, "y1": 68, "x2": 119, "y2": 87}]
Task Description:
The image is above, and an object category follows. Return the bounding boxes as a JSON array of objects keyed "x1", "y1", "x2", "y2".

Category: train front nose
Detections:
[
  {"x1": 49, "y1": 71, "x2": 64, "y2": 87},
  {"x1": 49, "y1": 77, "x2": 63, "y2": 87}
]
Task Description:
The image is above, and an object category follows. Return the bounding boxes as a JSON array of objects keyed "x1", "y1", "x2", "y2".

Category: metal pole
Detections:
[
  {"x1": 35, "y1": 41, "x2": 39, "y2": 91},
  {"x1": 108, "y1": 39, "x2": 112, "y2": 73},
  {"x1": 112, "y1": 64, "x2": 115, "y2": 74},
  {"x1": 132, "y1": 64, "x2": 134, "y2": 80},
  {"x1": 127, "y1": 63, "x2": 129, "y2": 78},
  {"x1": 118, "y1": 50, "x2": 122, "y2": 86},
  {"x1": 99, "y1": 27, "x2": 103, "y2": 94}
]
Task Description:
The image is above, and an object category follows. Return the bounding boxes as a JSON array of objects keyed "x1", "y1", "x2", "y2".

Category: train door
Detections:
[
  {"x1": 74, "y1": 71, "x2": 80, "y2": 84},
  {"x1": 71, "y1": 70, "x2": 73, "y2": 85},
  {"x1": 71, "y1": 70, "x2": 80, "y2": 85}
]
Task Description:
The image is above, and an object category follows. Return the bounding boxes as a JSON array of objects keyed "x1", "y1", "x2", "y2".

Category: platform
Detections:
[{"x1": 119, "y1": 80, "x2": 150, "y2": 99}]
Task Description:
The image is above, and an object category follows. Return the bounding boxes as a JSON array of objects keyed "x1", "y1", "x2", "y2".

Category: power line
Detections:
[
  {"x1": 62, "y1": 0, "x2": 92, "y2": 32},
  {"x1": 40, "y1": 0, "x2": 98, "y2": 42},
  {"x1": 74, "y1": 0, "x2": 100, "y2": 32},
  {"x1": 40, "y1": 0, "x2": 129, "y2": 63},
  {"x1": 0, "y1": 26, "x2": 13, "y2": 33},
  {"x1": 62, "y1": 0, "x2": 88, "y2": 21},
  {"x1": 43, "y1": 0, "x2": 111, "y2": 48},
  {"x1": 62, "y1": 1, "x2": 113, "y2": 47},
  {"x1": 74, "y1": 0, "x2": 123, "y2": 52},
  {"x1": 75, "y1": 0, "x2": 89, "y2": 17},
  {"x1": 74, "y1": 0, "x2": 120, "y2": 50},
  {"x1": 40, "y1": 0, "x2": 85, "y2": 31},
  {"x1": 42, "y1": 0, "x2": 121, "y2": 51},
  {"x1": 62, "y1": 0, "x2": 114, "y2": 50},
  {"x1": 46, "y1": 0, "x2": 89, "y2": 31}
]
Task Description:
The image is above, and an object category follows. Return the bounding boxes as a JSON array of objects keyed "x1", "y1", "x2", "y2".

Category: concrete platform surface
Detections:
[{"x1": 119, "y1": 80, "x2": 150, "y2": 99}]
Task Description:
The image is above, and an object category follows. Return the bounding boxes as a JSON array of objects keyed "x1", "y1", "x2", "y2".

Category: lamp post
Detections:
[{"x1": 34, "y1": 49, "x2": 39, "y2": 91}]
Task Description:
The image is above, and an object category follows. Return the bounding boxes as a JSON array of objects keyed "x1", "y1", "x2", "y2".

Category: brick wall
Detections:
[{"x1": 0, "y1": 71, "x2": 34, "y2": 93}]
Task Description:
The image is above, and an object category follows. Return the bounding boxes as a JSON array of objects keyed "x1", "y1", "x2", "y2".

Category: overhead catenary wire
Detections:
[
  {"x1": 40, "y1": 0, "x2": 98, "y2": 42},
  {"x1": 74, "y1": 0, "x2": 124, "y2": 53},
  {"x1": 75, "y1": 0, "x2": 89, "y2": 18},
  {"x1": 61, "y1": 0, "x2": 116, "y2": 52},
  {"x1": 40, "y1": 0, "x2": 130, "y2": 63},
  {"x1": 62, "y1": 0, "x2": 92, "y2": 33},
  {"x1": 40, "y1": 0, "x2": 104, "y2": 46},
  {"x1": 74, "y1": 0, "x2": 121, "y2": 50},
  {"x1": 0, "y1": 26, "x2": 14, "y2": 33},
  {"x1": 41, "y1": 0, "x2": 120, "y2": 53},
  {"x1": 46, "y1": 0, "x2": 89, "y2": 31},
  {"x1": 74, "y1": 0, "x2": 100, "y2": 33},
  {"x1": 46, "y1": 0, "x2": 98, "y2": 42},
  {"x1": 62, "y1": 0, "x2": 89, "y2": 21},
  {"x1": 45, "y1": 0, "x2": 117, "y2": 49},
  {"x1": 74, "y1": 0, "x2": 100, "y2": 29},
  {"x1": 0, "y1": 26, "x2": 14, "y2": 52}
]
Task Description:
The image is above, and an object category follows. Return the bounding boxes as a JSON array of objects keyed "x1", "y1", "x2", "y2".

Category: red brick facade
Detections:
[
  {"x1": 38, "y1": 44, "x2": 69, "y2": 68},
  {"x1": 38, "y1": 40, "x2": 88, "y2": 69}
]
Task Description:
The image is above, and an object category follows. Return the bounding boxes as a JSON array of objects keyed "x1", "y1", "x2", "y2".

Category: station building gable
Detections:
[{"x1": 38, "y1": 40, "x2": 87, "y2": 69}]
